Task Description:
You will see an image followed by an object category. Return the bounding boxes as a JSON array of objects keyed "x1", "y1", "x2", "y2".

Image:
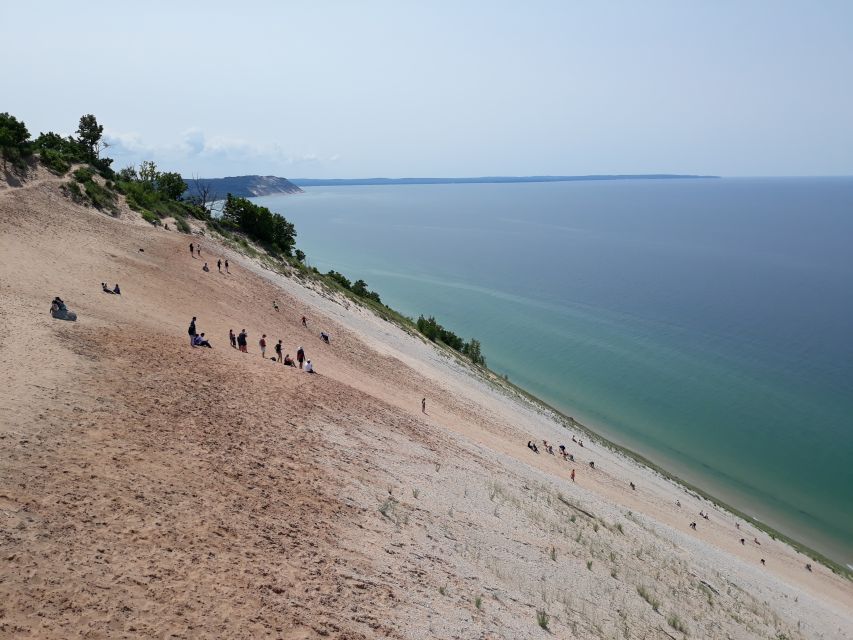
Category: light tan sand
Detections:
[{"x1": 1, "y1": 171, "x2": 851, "y2": 639}]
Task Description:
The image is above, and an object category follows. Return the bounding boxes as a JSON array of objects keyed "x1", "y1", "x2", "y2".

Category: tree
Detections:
[
  {"x1": 222, "y1": 194, "x2": 297, "y2": 255},
  {"x1": 76, "y1": 114, "x2": 106, "y2": 159},
  {"x1": 463, "y1": 339, "x2": 485, "y2": 366},
  {"x1": 117, "y1": 165, "x2": 138, "y2": 181},
  {"x1": 138, "y1": 160, "x2": 159, "y2": 185},
  {"x1": 188, "y1": 174, "x2": 218, "y2": 214},
  {"x1": 157, "y1": 171, "x2": 187, "y2": 200},
  {"x1": 351, "y1": 279, "x2": 369, "y2": 296},
  {"x1": 295, "y1": 249, "x2": 306, "y2": 262},
  {"x1": 0, "y1": 112, "x2": 31, "y2": 172}
]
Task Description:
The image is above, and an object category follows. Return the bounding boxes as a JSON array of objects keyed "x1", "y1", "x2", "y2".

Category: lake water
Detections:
[{"x1": 254, "y1": 178, "x2": 853, "y2": 566}]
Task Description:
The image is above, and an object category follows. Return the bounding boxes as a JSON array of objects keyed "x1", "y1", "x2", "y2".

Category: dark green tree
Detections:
[
  {"x1": 351, "y1": 279, "x2": 369, "y2": 296},
  {"x1": 295, "y1": 249, "x2": 306, "y2": 262},
  {"x1": 76, "y1": 114, "x2": 105, "y2": 159},
  {"x1": 222, "y1": 194, "x2": 296, "y2": 255},
  {"x1": 156, "y1": 171, "x2": 187, "y2": 200},
  {"x1": 0, "y1": 112, "x2": 31, "y2": 171}
]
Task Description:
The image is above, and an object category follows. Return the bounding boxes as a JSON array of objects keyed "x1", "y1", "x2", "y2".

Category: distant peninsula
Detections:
[
  {"x1": 291, "y1": 174, "x2": 719, "y2": 187},
  {"x1": 183, "y1": 175, "x2": 303, "y2": 197}
]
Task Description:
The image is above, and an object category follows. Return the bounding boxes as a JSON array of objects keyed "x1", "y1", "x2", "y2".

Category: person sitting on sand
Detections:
[
  {"x1": 113, "y1": 284, "x2": 121, "y2": 295},
  {"x1": 304, "y1": 359, "x2": 316, "y2": 374},
  {"x1": 50, "y1": 297, "x2": 77, "y2": 321},
  {"x1": 806, "y1": 563, "x2": 812, "y2": 572},
  {"x1": 690, "y1": 522, "x2": 697, "y2": 530},
  {"x1": 547, "y1": 445, "x2": 554, "y2": 455},
  {"x1": 283, "y1": 354, "x2": 296, "y2": 367},
  {"x1": 740, "y1": 538, "x2": 745, "y2": 545},
  {"x1": 102, "y1": 282, "x2": 115, "y2": 294},
  {"x1": 630, "y1": 482, "x2": 636, "y2": 490},
  {"x1": 527, "y1": 441, "x2": 539, "y2": 454},
  {"x1": 588, "y1": 460, "x2": 595, "y2": 469},
  {"x1": 192, "y1": 333, "x2": 212, "y2": 348},
  {"x1": 202, "y1": 262, "x2": 210, "y2": 272}
]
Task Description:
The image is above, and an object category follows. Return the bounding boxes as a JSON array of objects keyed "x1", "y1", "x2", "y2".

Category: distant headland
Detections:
[
  {"x1": 183, "y1": 175, "x2": 303, "y2": 198},
  {"x1": 291, "y1": 174, "x2": 720, "y2": 187}
]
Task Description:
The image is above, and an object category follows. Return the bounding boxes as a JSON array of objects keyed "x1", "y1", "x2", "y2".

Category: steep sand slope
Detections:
[{"x1": 1, "y1": 174, "x2": 851, "y2": 639}]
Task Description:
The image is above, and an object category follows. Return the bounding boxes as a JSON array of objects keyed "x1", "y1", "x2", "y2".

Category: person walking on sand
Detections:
[
  {"x1": 188, "y1": 316, "x2": 197, "y2": 346},
  {"x1": 296, "y1": 346, "x2": 305, "y2": 369},
  {"x1": 189, "y1": 242, "x2": 194, "y2": 257},
  {"x1": 259, "y1": 334, "x2": 267, "y2": 358},
  {"x1": 224, "y1": 259, "x2": 229, "y2": 273},
  {"x1": 421, "y1": 397, "x2": 426, "y2": 413},
  {"x1": 301, "y1": 315, "x2": 307, "y2": 328},
  {"x1": 197, "y1": 244, "x2": 202, "y2": 257},
  {"x1": 275, "y1": 339, "x2": 283, "y2": 362},
  {"x1": 237, "y1": 329, "x2": 248, "y2": 353},
  {"x1": 570, "y1": 469, "x2": 576, "y2": 482},
  {"x1": 273, "y1": 300, "x2": 279, "y2": 312},
  {"x1": 229, "y1": 329, "x2": 237, "y2": 349},
  {"x1": 217, "y1": 259, "x2": 222, "y2": 273}
]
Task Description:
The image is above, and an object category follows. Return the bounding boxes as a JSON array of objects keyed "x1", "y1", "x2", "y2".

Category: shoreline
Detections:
[
  {"x1": 230, "y1": 226, "x2": 851, "y2": 579},
  {"x1": 482, "y1": 371, "x2": 852, "y2": 577}
]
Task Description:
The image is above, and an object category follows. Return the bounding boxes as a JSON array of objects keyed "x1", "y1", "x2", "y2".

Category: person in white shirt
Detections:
[{"x1": 304, "y1": 360, "x2": 315, "y2": 374}]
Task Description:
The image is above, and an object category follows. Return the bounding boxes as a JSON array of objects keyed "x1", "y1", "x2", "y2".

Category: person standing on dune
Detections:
[
  {"x1": 188, "y1": 317, "x2": 197, "y2": 346},
  {"x1": 296, "y1": 346, "x2": 305, "y2": 369},
  {"x1": 225, "y1": 259, "x2": 229, "y2": 273},
  {"x1": 422, "y1": 397, "x2": 426, "y2": 413},
  {"x1": 229, "y1": 329, "x2": 237, "y2": 349},
  {"x1": 259, "y1": 334, "x2": 267, "y2": 358},
  {"x1": 237, "y1": 329, "x2": 248, "y2": 353},
  {"x1": 217, "y1": 259, "x2": 222, "y2": 273},
  {"x1": 189, "y1": 243, "x2": 194, "y2": 257}
]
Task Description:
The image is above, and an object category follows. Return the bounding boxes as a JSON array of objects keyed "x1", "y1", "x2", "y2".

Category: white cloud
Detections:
[{"x1": 103, "y1": 128, "x2": 338, "y2": 176}]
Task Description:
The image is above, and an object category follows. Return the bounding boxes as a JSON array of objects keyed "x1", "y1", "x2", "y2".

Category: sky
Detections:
[{"x1": 3, "y1": 1, "x2": 852, "y2": 178}]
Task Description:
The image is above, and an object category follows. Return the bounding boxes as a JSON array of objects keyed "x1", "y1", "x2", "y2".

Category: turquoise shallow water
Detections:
[{"x1": 254, "y1": 178, "x2": 853, "y2": 565}]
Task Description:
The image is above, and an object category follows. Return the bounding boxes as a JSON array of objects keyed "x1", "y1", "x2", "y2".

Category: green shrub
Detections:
[
  {"x1": 83, "y1": 179, "x2": 118, "y2": 214},
  {"x1": 536, "y1": 610, "x2": 549, "y2": 630},
  {"x1": 141, "y1": 210, "x2": 160, "y2": 225},
  {"x1": 39, "y1": 148, "x2": 71, "y2": 175},
  {"x1": 73, "y1": 166, "x2": 95, "y2": 183},
  {"x1": 174, "y1": 215, "x2": 191, "y2": 234}
]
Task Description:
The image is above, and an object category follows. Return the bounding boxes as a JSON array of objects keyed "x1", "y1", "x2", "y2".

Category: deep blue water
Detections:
[{"x1": 255, "y1": 178, "x2": 853, "y2": 565}]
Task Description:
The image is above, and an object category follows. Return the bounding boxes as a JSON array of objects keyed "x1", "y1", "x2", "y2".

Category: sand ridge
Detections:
[{"x1": 1, "y1": 173, "x2": 851, "y2": 638}]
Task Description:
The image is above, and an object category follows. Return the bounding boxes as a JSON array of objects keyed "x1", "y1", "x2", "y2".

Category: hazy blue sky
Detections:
[{"x1": 3, "y1": 1, "x2": 852, "y2": 177}]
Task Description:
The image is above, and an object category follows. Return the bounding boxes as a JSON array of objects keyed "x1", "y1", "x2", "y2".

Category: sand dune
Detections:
[{"x1": 1, "y1": 170, "x2": 851, "y2": 639}]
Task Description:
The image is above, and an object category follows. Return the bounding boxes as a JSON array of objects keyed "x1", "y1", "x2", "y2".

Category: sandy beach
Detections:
[{"x1": 1, "y1": 168, "x2": 851, "y2": 638}]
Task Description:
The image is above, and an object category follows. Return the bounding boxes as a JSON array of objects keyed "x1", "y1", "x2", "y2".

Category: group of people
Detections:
[
  {"x1": 191, "y1": 318, "x2": 319, "y2": 373},
  {"x1": 49, "y1": 296, "x2": 76, "y2": 321},
  {"x1": 187, "y1": 317, "x2": 212, "y2": 348},
  {"x1": 191, "y1": 243, "x2": 229, "y2": 274},
  {"x1": 526, "y1": 439, "x2": 586, "y2": 482},
  {"x1": 101, "y1": 282, "x2": 121, "y2": 294}
]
